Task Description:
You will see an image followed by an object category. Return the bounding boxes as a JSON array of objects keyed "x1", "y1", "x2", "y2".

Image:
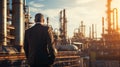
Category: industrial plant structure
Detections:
[
  {"x1": 0, "y1": 0, "x2": 120, "y2": 67},
  {"x1": 0, "y1": 0, "x2": 31, "y2": 53},
  {"x1": 0, "y1": 0, "x2": 81, "y2": 67}
]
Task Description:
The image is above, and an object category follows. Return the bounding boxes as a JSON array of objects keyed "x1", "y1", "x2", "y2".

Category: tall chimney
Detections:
[
  {"x1": 102, "y1": 17, "x2": 105, "y2": 35},
  {"x1": 47, "y1": 17, "x2": 49, "y2": 26},
  {"x1": 83, "y1": 25, "x2": 85, "y2": 37},
  {"x1": 12, "y1": 0, "x2": 24, "y2": 52},
  {"x1": 116, "y1": 9, "x2": 118, "y2": 31},
  {"x1": 92, "y1": 24, "x2": 94, "y2": 39},
  {"x1": 80, "y1": 21, "x2": 83, "y2": 34},
  {"x1": 89, "y1": 27, "x2": 91, "y2": 39},
  {"x1": 0, "y1": 0, "x2": 7, "y2": 46},
  {"x1": 113, "y1": 8, "x2": 119, "y2": 31},
  {"x1": 63, "y1": 9, "x2": 67, "y2": 40},
  {"x1": 112, "y1": 9, "x2": 115, "y2": 31},
  {"x1": 95, "y1": 24, "x2": 97, "y2": 39},
  {"x1": 106, "y1": 0, "x2": 112, "y2": 34},
  {"x1": 59, "y1": 10, "x2": 63, "y2": 35},
  {"x1": 80, "y1": 21, "x2": 85, "y2": 36}
]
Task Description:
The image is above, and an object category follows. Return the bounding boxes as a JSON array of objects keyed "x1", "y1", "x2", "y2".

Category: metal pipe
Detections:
[
  {"x1": 114, "y1": 8, "x2": 118, "y2": 31},
  {"x1": 112, "y1": 8, "x2": 118, "y2": 31},
  {"x1": 7, "y1": 0, "x2": 10, "y2": 16},
  {"x1": 24, "y1": 0, "x2": 26, "y2": 6},
  {"x1": 23, "y1": 0, "x2": 26, "y2": 13},
  {"x1": 0, "y1": 0, "x2": 7, "y2": 46},
  {"x1": 25, "y1": 6, "x2": 31, "y2": 29},
  {"x1": 12, "y1": 0, "x2": 24, "y2": 51}
]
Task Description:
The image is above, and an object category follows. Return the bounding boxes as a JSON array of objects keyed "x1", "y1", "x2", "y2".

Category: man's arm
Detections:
[
  {"x1": 23, "y1": 31, "x2": 29, "y2": 59},
  {"x1": 47, "y1": 27, "x2": 56, "y2": 58}
]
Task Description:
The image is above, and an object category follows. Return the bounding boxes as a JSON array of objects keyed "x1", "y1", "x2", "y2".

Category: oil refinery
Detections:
[{"x1": 0, "y1": 0, "x2": 120, "y2": 67}]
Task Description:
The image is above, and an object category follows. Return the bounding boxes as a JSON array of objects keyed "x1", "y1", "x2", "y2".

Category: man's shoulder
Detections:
[
  {"x1": 25, "y1": 24, "x2": 52, "y2": 32},
  {"x1": 41, "y1": 25, "x2": 50, "y2": 30},
  {"x1": 42, "y1": 25, "x2": 48, "y2": 28},
  {"x1": 25, "y1": 26, "x2": 34, "y2": 33}
]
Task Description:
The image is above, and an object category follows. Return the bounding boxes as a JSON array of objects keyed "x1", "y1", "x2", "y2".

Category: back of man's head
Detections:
[{"x1": 35, "y1": 13, "x2": 44, "y2": 22}]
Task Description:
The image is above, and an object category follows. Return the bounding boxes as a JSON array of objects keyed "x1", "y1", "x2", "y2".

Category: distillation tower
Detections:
[
  {"x1": 59, "y1": 9, "x2": 67, "y2": 45},
  {"x1": 102, "y1": 0, "x2": 120, "y2": 46},
  {"x1": 0, "y1": 0, "x2": 30, "y2": 52},
  {"x1": 100, "y1": 0, "x2": 120, "y2": 59}
]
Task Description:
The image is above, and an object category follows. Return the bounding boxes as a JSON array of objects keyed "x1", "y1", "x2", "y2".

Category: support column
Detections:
[
  {"x1": 0, "y1": 0, "x2": 7, "y2": 46},
  {"x1": 12, "y1": 0, "x2": 24, "y2": 52}
]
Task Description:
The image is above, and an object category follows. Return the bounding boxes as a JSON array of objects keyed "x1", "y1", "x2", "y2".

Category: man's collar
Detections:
[{"x1": 36, "y1": 22, "x2": 44, "y2": 25}]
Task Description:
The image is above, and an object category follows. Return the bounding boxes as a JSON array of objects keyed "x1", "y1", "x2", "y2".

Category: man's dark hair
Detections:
[{"x1": 35, "y1": 13, "x2": 44, "y2": 22}]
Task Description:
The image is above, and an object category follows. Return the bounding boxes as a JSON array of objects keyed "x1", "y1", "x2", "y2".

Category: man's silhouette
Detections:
[{"x1": 24, "y1": 13, "x2": 55, "y2": 67}]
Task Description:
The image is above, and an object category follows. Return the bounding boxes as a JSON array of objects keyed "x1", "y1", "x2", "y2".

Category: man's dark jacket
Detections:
[{"x1": 24, "y1": 24, "x2": 55, "y2": 65}]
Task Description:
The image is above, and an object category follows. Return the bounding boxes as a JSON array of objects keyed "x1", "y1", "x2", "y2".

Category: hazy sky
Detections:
[{"x1": 26, "y1": 0, "x2": 120, "y2": 38}]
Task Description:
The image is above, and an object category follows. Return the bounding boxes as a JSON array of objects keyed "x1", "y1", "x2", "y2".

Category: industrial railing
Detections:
[{"x1": 0, "y1": 51, "x2": 81, "y2": 67}]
